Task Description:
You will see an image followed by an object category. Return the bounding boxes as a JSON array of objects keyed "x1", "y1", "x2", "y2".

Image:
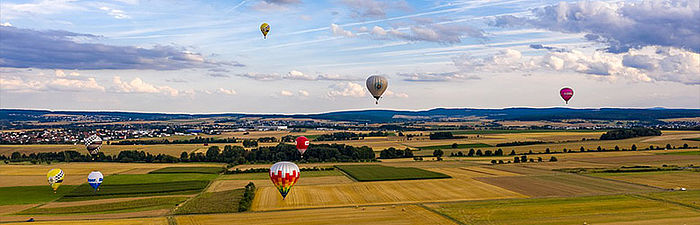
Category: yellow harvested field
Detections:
[
  {"x1": 0, "y1": 209, "x2": 170, "y2": 224},
  {"x1": 427, "y1": 166, "x2": 521, "y2": 178},
  {"x1": 598, "y1": 217, "x2": 700, "y2": 225},
  {"x1": 207, "y1": 176, "x2": 353, "y2": 192},
  {"x1": 0, "y1": 175, "x2": 85, "y2": 187},
  {"x1": 176, "y1": 205, "x2": 456, "y2": 225},
  {"x1": 251, "y1": 178, "x2": 526, "y2": 211},
  {"x1": 2, "y1": 217, "x2": 168, "y2": 225},
  {"x1": 0, "y1": 144, "x2": 216, "y2": 157},
  {"x1": 593, "y1": 171, "x2": 700, "y2": 189},
  {"x1": 39, "y1": 195, "x2": 194, "y2": 208}
]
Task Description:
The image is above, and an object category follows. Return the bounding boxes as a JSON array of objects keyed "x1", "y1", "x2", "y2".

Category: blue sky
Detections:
[{"x1": 1, "y1": 0, "x2": 698, "y2": 113}]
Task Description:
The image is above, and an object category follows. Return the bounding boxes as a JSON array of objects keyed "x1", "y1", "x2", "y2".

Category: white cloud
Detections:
[
  {"x1": 1, "y1": 22, "x2": 11, "y2": 27},
  {"x1": 327, "y1": 82, "x2": 366, "y2": 98},
  {"x1": 340, "y1": 0, "x2": 409, "y2": 19},
  {"x1": 283, "y1": 70, "x2": 315, "y2": 80},
  {"x1": 111, "y1": 76, "x2": 180, "y2": 96},
  {"x1": 217, "y1": 88, "x2": 237, "y2": 95},
  {"x1": 279, "y1": 90, "x2": 294, "y2": 96},
  {"x1": 47, "y1": 78, "x2": 105, "y2": 92},
  {"x1": 453, "y1": 46, "x2": 700, "y2": 84},
  {"x1": 384, "y1": 90, "x2": 408, "y2": 98},
  {"x1": 397, "y1": 71, "x2": 480, "y2": 82},
  {"x1": 99, "y1": 6, "x2": 130, "y2": 19},
  {"x1": 331, "y1": 24, "x2": 355, "y2": 37},
  {"x1": 493, "y1": 0, "x2": 700, "y2": 53},
  {"x1": 0, "y1": 76, "x2": 104, "y2": 92},
  {"x1": 317, "y1": 74, "x2": 363, "y2": 81},
  {"x1": 333, "y1": 23, "x2": 485, "y2": 44},
  {"x1": 235, "y1": 73, "x2": 281, "y2": 81},
  {"x1": 298, "y1": 90, "x2": 310, "y2": 96}
]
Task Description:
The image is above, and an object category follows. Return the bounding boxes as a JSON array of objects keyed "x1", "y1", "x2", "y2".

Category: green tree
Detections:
[
  {"x1": 580, "y1": 146, "x2": 585, "y2": 152},
  {"x1": 451, "y1": 143, "x2": 459, "y2": 148},
  {"x1": 513, "y1": 157, "x2": 520, "y2": 163},
  {"x1": 476, "y1": 149, "x2": 483, "y2": 156},
  {"x1": 509, "y1": 150, "x2": 516, "y2": 155},
  {"x1": 180, "y1": 151, "x2": 189, "y2": 162},
  {"x1": 433, "y1": 149, "x2": 444, "y2": 158},
  {"x1": 468, "y1": 149, "x2": 475, "y2": 156},
  {"x1": 631, "y1": 144, "x2": 637, "y2": 151},
  {"x1": 549, "y1": 156, "x2": 558, "y2": 162},
  {"x1": 614, "y1": 145, "x2": 620, "y2": 151},
  {"x1": 666, "y1": 144, "x2": 672, "y2": 149}
]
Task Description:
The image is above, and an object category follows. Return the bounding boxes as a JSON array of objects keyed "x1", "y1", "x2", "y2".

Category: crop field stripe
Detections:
[
  {"x1": 418, "y1": 204, "x2": 466, "y2": 225},
  {"x1": 632, "y1": 194, "x2": 700, "y2": 211},
  {"x1": 578, "y1": 173, "x2": 667, "y2": 190},
  {"x1": 171, "y1": 178, "x2": 217, "y2": 214}
]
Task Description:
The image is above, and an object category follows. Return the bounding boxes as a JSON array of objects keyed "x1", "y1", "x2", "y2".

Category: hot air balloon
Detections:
[
  {"x1": 85, "y1": 134, "x2": 102, "y2": 155},
  {"x1": 88, "y1": 171, "x2": 103, "y2": 192},
  {"x1": 269, "y1": 161, "x2": 300, "y2": 199},
  {"x1": 560, "y1": 87, "x2": 574, "y2": 104},
  {"x1": 260, "y1": 23, "x2": 270, "y2": 39},
  {"x1": 295, "y1": 136, "x2": 309, "y2": 156},
  {"x1": 47, "y1": 169, "x2": 64, "y2": 192},
  {"x1": 366, "y1": 75, "x2": 388, "y2": 104}
]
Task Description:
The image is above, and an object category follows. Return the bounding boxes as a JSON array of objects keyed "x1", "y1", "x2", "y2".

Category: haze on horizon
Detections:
[{"x1": 0, "y1": 0, "x2": 698, "y2": 114}]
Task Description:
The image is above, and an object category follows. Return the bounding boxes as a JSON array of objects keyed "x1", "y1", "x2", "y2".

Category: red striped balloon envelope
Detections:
[{"x1": 269, "y1": 161, "x2": 300, "y2": 199}]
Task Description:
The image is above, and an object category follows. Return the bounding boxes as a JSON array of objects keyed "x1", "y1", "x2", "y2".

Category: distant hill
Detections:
[{"x1": 2, "y1": 108, "x2": 699, "y2": 123}]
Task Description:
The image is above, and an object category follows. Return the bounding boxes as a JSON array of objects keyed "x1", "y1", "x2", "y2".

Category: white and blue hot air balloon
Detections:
[{"x1": 87, "y1": 171, "x2": 103, "y2": 192}]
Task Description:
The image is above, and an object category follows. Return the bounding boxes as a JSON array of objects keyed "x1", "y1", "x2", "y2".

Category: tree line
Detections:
[
  {"x1": 600, "y1": 128, "x2": 662, "y2": 140},
  {"x1": 114, "y1": 137, "x2": 238, "y2": 145},
  {"x1": 3, "y1": 143, "x2": 376, "y2": 164},
  {"x1": 314, "y1": 131, "x2": 390, "y2": 141}
]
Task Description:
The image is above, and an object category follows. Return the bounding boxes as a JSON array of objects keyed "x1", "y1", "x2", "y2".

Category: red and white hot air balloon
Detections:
[
  {"x1": 560, "y1": 87, "x2": 574, "y2": 104},
  {"x1": 295, "y1": 136, "x2": 309, "y2": 156}
]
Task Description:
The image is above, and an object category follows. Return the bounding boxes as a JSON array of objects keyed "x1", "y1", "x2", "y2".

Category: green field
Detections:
[
  {"x1": 417, "y1": 143, "x2": 492, "y2": 150},
  {"x1": 149, "y1": 167, "x2": 224, "y2": 174},
  {"x1": 426, "y1": 194, "x2": 700, "y2": 225},
  {"x1": 19, "y1": 196, "x2": 188, "y2": 215},
  {"x1": 59, "y1": 180, "x2": 208, "y2": 201},
  {"x1": 0, "y1": 185, "x2": 75, "y2": 205},
  {"x1": 219, "y1": 170, "x2": 343, "y2": 180},
  {"x1": 682, "y1": 138, "x2": 700, "y2": 141},
  {"x1": 103, "y1": 173, "x2": 218, "y2": 185},
  {"x1": 335, "y1": 165, "x2": 450, "y2": 182},
  {"x1": 658, "y1": 151, "x2": 700, "y2": 155},
  {"x1": 642, "y1": 190, "x2": 700, "y2": 209},
  {"x1": 174, "y1": 189, "x2": 244, "y2": 214}
]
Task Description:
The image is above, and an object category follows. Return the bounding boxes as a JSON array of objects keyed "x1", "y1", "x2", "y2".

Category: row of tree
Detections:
[
  {"x1": 314, "y1": 131, "x2": 390, "y2": 141},
  {"x1": 114, "y1": 137, "x2": 238, "y2": 145},
  {"x1": 379, "y1": 147, "x2": 414, "y2": 159},
  {"x1": 3, "y1": 143, "x2": 376, "y2": 164},
  {"x1": 600, "y1": 128, "x2": 662, "y2": 140},
  {"x1": 449, "y1": 148, "x2": 506, "y2": 157}
]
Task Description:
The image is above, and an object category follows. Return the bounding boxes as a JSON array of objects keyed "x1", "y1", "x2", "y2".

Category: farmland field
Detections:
[
  {"x1": 335, "y1": 165, "x2": 450, "y2": 181},
  {"x1": 417, "y1": 143, "x2": 491, "y2": 150},
  {"x1": 1, "y1": 129, "x2": 699, "y2": 224},
  {"x1": 0, "y1": 186, "x2": 75, "y2": 205},
  {"x1": 2, "y1": 217, "x2": 169, "y2": 225},
  {"x1": 642, "y1": 190, "x2": 700, "y2": 209},
  {"x1": 174, "y1": 189, "x2": 244, "y2": 214},
  {"x1": 475, "y1": 174, "x2": 658, "y2": 197},
  {"x1": 148, "y1": 166, "x2": 224, "y2": 174},
  {"x1": 59, "y1": 180, "x2": 208, "y2": 201},
  {"x1": 590, "y1": 170, "x2": 700, "y2": 189},
  {"x1": 18, "y1": 196, "x2": 187, "y2": 215},
  {"x1": 251, "y1": 178, "x2": 525, "y2": 211},
  {"x1": 176, "y1": 205, "x2": 456, "y2": 225},
  {"x1": 425, "y1": 194, "x2": 700, "y2": 225}
]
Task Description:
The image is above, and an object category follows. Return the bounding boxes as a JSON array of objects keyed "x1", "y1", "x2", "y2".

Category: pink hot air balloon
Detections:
[{"x1": 560, "y1": 87, "x2": 574, "y2": 104}]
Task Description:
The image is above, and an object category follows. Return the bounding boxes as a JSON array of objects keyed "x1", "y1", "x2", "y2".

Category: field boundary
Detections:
[
  {"x1": 170, "y1": 178, "x2": 217, "y2": 214},
  {"x1": 519, "y1": 164, "x2": 669, "y2": 191},
  {"x1": 633, "y1": 194, "x2": 700, "y2": 211},
  {"x1": 334, "y1": 167, "x2": 358, "y2": 182},
  {"x1": 417, "y1": 204, "x2": 465, "y2": 225}
]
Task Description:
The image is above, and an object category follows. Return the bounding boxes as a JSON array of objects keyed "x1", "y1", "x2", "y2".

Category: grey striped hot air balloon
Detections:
[
  {"x1": 366, "y1": 75, "x2": 388, "y2": 104},
  {"x1": 84, "y1": 134, "x2": 102, "y2": 155}
]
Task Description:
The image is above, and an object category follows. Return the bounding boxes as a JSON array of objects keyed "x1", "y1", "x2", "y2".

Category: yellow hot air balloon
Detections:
[
  {"x1": 47, "y1": 169, "x2": 64, "y2": 192},
  {"x1": 260, "y1": 23, "x2": 270, "y2": 39}
]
